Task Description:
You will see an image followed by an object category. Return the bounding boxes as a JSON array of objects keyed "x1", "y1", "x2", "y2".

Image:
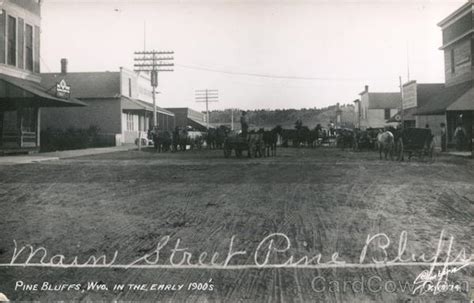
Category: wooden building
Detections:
[
  {"x1": 0, "y1": 0, "x2": 84, "y2": 154},
  {"x1": 41, "y1": 66, "x2": 175, "y2": 145}
]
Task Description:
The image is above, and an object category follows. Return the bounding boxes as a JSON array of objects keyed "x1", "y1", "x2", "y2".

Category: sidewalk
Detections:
[
  {"x1": 0, "y1": 145, "x2": 137, "y2": 165},
  {"x1": 448, "y1": 151, "x2": 472, "y2": 158}
]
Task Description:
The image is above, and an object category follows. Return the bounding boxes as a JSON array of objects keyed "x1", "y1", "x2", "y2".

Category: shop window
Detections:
[
  {"x1": 7, "y1": 15, "x2": 16, "y2": 66},
  {"x1": 21, "y1": 107, "x2": 36, "y2": 133},
  {"x1": 127, "y1": 113, "x2": 134, "y2": 131}
]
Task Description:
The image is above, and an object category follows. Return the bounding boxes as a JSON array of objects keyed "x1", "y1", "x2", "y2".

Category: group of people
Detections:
[{"x1": 426, "y1": 122, "x2": 468, "y2": 152}]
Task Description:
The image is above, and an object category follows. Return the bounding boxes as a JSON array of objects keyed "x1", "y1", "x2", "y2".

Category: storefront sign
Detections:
[{"x1": 56, "y1": 79, "x2": 71, "y2": 99}]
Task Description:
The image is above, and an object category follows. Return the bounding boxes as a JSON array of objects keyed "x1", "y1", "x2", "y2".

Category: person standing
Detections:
[{"x1": 454, "y1": 124, "x2": 466, "y2": 151}]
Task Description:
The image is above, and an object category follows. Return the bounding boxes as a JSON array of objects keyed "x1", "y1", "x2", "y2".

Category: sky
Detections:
[{"x1": 40, "y1": 0, "x2": 467, "y2": 111}]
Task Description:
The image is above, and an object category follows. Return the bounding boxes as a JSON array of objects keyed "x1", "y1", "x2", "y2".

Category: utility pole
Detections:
[
  {"x1": 231, "y1": 108, "x2": 234, "y2": 131},
  {"x1": 399, "y1": 76, "x2": 404, "y2": 128},
  {"x1": 195, "y1": 89, "x2": 218, "y2": 129},
  {"x1": 134, "y1": 50, "x2": 174, "y2": 127}
]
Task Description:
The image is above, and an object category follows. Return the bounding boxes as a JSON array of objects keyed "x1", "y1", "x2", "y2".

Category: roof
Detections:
[
  {"x1": 416, "y1": 81, "x2": 473, "y2": 115},
  {"x1": 41, "y1": 72, "x2": 121, "y2": 99},
  {"x1": 187, "y1": 117, "x2": 209, "y2": 131},
  {"x1": 0, "y1": 73, "x2": 86, "y2": 107},
  {"x1": 387, "y1": 83, "x2": 445, "y2": 122},
  {"x1": 447, "y1": 86, "x2": 474, "y2": 111},
  {"x1": 121, "y1": 96, "x2": 174, "y2": 116},
  {"x1": 368, "y1": 92, "x2": 401, "y2": 109},
  {"x1": 437, "y1": 0, "x2": 473, "y2": 27},
  {"x1": 415, "y1": 83, "x2": 446, "y2": 108}
]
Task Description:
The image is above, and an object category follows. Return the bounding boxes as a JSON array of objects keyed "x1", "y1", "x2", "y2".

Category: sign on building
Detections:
[{"x1": 56, "y1": 79, "x2": 71, "y2": 99}]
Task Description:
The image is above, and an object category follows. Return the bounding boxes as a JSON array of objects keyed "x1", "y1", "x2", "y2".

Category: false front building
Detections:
[
  {"x1": 355, "y1": 85, "x2": 400, "y2": 129},
  {"x1": 0, "y1": 0, "x2": 84, "y2": 154},
  {"x1": 40, "y1": 64, "x2": 175, "y2": 145},
  {"x1": 415, "y1": 0, "x2": 474, "y2": 151}
]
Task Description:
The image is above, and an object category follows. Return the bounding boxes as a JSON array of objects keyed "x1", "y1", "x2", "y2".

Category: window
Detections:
[
  {"x1": 127, "y1": 113, "x2": 134, "y2": 131},
  {"x1": 25, "y1": 24, "x2": 33, "y2": 71},
  {"x1": 384, "y1": 109, "x2": 391, "y2": 120},
  {"x1": 33, "y1": 25, "x2": 40, "y2": 72},
  {"x1": 450, "y1": 48, "x2": 455, "y2": 73},
  {"x1": 7, "y1": 15, "x2": 16, "y2": 66},
  {"x1": 21, "y1": 107, "x2": 37, "y2": 133},
  {"x1": 128, "y1": 78, "x2": 132, "y2": 97}
]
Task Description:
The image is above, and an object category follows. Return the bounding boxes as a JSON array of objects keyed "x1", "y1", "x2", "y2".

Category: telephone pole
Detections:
[
  {"x1": 195, "y1": 89, "x2": 218, "y2": 129},
  {"x1": 399, "y1": 76, "x2": 404, "y2": 128},
  {"x1": 134, "y1": 50, "x2": 174, "y2": 127}
]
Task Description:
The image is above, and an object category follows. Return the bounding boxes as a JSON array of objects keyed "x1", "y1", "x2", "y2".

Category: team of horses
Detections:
[
  {"x1": 147, "y1": 124, "x2": 432, "y2": 161},
  {"x1": 149, "y1": 125, "x2": 282, "y2": 157}
]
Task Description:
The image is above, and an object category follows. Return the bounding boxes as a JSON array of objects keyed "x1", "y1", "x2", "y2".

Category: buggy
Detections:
[{"x1": 397, "y1": 128, "x2": 435, "y2": 161}]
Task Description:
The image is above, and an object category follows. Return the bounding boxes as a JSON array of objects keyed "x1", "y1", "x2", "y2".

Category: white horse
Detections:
[{"x1": 377, "y1": 131, "x2": 394, "y2": 160}]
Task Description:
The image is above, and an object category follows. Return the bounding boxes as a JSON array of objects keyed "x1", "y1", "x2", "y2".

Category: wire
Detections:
[{"x1": 176, "y1": 63, "x2": 394, "y2": 82}]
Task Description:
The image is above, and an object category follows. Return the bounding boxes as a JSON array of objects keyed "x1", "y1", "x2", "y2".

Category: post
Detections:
[
  {"x1": 138, "y1": 131, "x2": 142, "y2": 151},
  {"x1": 195, "y1": 89, "x2": 218, "y2": 130},
  {"x1": 152, "y1": 53, "x2": 157, "y2": 127},
  {"x1": 399, "y1": 76, "x2": 404, "y2": 128},
  {"x1": 133, "y1": 50, "x2": 174, "y2": 128},
  {"x1": 206, "y1": 89, "x2": 209, "y2": 130},
  {"x1": 231, "y1": 108, "x2": 234, "y2": 131}
]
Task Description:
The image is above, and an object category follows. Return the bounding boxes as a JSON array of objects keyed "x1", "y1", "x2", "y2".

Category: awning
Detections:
[
  {"x1": 121, "y1": 96, "x2": 175, "y2": 116},
  {"x1": 0, "y1": 73, "x2": 86, "y2": 108},
  {"x1": 415, "y1": 82, "x2": 472, "y2": 115},
  {"x1": 187, "y1": 117, "x2": 209, "y2": 131},
  {"x1": 447, "y1": 87, "x2": 474, "y2": 111}
]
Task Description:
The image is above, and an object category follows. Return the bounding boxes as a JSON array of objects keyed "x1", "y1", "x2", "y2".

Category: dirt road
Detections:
[{"x1": 0, "y1": 148, "x2": 472, "y2": 302}]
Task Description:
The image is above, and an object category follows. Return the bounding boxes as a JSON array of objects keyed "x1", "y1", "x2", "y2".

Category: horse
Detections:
[
  {"x1": 153, "y1": 130, "x2": 173, "y2": 152},
  {"x1": 262, "y1": 125, "x2": 282, "y2": 156},
  {"x1": 377, "y1": 131, "x2": 395, "y2": 160}
]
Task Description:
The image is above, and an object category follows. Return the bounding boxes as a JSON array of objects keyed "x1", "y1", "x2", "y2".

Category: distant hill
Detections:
[{"x1": 208, "y1": 104, "x2": 355, "y2": 130}]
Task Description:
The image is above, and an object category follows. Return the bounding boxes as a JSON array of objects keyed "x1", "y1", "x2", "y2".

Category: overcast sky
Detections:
[{"x1": 41, "y1": 0, "x2": 466, "y2": 111}]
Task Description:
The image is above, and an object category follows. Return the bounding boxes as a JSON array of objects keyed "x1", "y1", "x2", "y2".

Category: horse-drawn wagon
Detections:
[{"x1": 397, "y1": 128, "x2": 435, "y2": 161}]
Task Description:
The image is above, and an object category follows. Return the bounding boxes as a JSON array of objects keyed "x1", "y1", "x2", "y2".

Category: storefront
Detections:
[{"x1": 0, "y1": 74, "x2": 84, "y2": 153}]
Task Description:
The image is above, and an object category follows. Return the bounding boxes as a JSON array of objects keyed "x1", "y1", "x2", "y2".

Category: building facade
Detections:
[
  {"x1": 0, "y1": 0, "x2": 84, "y2": 153},
  {"x1": 41, "y1": 64, "x2": 175, "y2": 145},
  {"x1": 357, "y1": 85, "x2": 400, "y2": 129},
  {"x1": 416, "y1": 0, "x2": 474, "y2": 151},
  {"x1": 165, "y1": 107, "x2": 207, "y2": 131}
]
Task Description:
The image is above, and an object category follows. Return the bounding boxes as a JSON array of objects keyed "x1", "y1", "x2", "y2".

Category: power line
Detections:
[
  {"x1": 176, "y1": 63, "x2": 393, "y2": 82},
  {"x1": 195, "y1": 89, "x2": 218, "y2": 130},
  {"x1": 134, "y1": 50, "x2": 174, "y2": 127}
]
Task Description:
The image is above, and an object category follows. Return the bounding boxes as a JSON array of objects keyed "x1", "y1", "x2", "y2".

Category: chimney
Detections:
[
  {"x1": 60, "y1": 58, "x2": 68, "y2": 74},
  {"x1": 365, "y1": 85, "x2": 369, "y2": 92}
]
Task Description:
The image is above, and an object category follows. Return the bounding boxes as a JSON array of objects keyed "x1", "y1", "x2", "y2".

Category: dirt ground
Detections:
[{"x1": 0, "y1": 147, "x2": 472, "y2": 302}]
